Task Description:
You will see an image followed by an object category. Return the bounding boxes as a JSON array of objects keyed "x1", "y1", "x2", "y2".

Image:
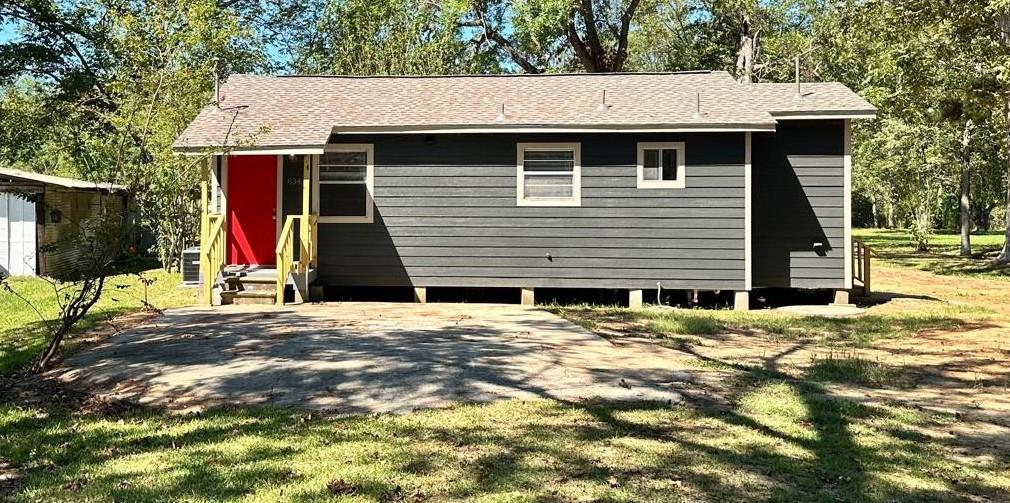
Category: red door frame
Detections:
[{"x1": 227, "y1": 155, "x2": 277, "y2": 265}]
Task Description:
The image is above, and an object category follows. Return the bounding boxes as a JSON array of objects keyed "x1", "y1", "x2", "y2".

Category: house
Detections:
[
  {"x1": 173, "y1": 71, "x2": 875, "y2": 309},
  {"x1": 0, "y1": 168, "x2": 128, "y2": 279}
]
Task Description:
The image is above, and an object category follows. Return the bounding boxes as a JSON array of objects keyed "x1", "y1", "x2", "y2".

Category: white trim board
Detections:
[
  {"x1": 516, "y1": 142, "x2": 582, "y2": 207},
  {"x1": 332, "y1": 125, "x2": 777, "y2": 135},
  {"x1": 744, "y1": 132, "x2": 752, "y2": 291},
  {"x1": 314, "y1": 144, "x2": 375, "y2": 224},
  {"x1": 179, "y1": 147, "x2": 326, "y2": 157},
  {"x1": 636, "y1": 142, "x2": 686, "y2": 189},
  {"x1": 843, "y1": 119, "x2": 853, "y2": 289},
  {"x1": 773, "y1": 113, "x2": 877, "y2": 121}
]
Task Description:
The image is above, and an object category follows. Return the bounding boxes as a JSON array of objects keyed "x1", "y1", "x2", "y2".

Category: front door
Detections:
[{"x1": 227, "y1": 155, "x2": 277, "y2": 265}]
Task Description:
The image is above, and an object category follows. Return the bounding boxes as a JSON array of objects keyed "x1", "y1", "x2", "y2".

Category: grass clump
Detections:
[
  {"x1": 805, "y1": 353, "x2": 900, "y2": 387},
  {"x1": 559, "y1": 306, "x2": 975, "y2": 348}
]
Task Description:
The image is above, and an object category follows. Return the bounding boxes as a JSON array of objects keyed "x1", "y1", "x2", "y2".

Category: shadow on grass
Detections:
[
  {"x1": 2, "y1": 363, "x2": 1004, "y2": 502},
  {"x1": 556, "y1": 306, "x2": 990, "y2": 347}
]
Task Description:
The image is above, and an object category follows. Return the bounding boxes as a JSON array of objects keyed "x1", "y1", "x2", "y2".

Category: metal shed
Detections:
[{"x1": 0, "y1": 168, "x2": 126, "y2": 278}]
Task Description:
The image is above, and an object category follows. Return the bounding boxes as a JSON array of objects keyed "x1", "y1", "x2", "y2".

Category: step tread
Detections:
[{"x1": 221, "y1": 290, "x2": 276, "y2": 298}]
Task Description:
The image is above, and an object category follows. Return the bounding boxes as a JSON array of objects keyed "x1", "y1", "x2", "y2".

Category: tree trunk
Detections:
[
  {"x1": 735, "y1": 14, "x2": 757, "y2": 84},
  {"x1": 999, "y1": 94, "x2": 1010, "y2": 263},
  {"x1": 997, "y1": 12, "x2": 1010, "y2": 263},
  {"x1": 886, "y1": 200, "x2": 896, "y2": 228},
  {"x1": 870, "y1": 194, "x2": 879, "y2": 228},
  {"x1": 915, "y1": 201, "x2": 931, "y2": 252},
  {"x1": 959, "y1": 119, "x2": 973, "y2": 256}
]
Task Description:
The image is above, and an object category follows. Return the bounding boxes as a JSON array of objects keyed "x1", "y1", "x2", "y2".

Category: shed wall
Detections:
[{"x1": 42, "y1": 189, "x2": 125, "y2": 280}]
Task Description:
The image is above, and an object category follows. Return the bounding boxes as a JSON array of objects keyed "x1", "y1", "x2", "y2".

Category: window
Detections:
[
  {"x1": 516, "y1": 143, "x2": 581, "y2": 207},
  {"x1": 314, "y1": 144, "x2": 374, "y2": 223},
  {"x1": 637, "y1": 142, "x2": 685, "y2": 189}
]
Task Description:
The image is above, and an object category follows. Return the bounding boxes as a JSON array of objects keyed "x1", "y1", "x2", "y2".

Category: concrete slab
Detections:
[{"x1": 56, "y1": 303, "x2": 688, "y2": 414}]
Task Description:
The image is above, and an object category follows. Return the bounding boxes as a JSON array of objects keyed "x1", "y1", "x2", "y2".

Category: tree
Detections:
[
  {"x1": 462, "y1": 0, "x2": 643, "y2": 73},
  {"x1": 994, "y1": 0, "x2": 1010, "y2": 263},
  {"x1": 0, "y1": 190, "x2": 129, "y2": 369},
  {"x1": 292, "y1": 0, "x2": 487, "y2": 75}
]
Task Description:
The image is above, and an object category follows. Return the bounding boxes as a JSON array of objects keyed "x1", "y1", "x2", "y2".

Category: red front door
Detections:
[{"x1": 227, "y1": 155, "x2": 277, "y2": 265}]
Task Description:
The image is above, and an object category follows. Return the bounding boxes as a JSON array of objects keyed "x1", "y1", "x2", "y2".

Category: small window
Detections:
[
  {"x1": 637, "y1": 142, "x2": 685, "y2": 189},
  {"x1": 315, "y1": 145, "x2": 374, "y2": 223},
  {"x1": 516, "y1": 143, "x2": 581, "y2": 207}
]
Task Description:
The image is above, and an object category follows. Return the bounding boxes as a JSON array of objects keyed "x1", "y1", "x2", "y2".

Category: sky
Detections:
[{"x1": 0, "y1": 20, "x2": 16, "y2": 44}]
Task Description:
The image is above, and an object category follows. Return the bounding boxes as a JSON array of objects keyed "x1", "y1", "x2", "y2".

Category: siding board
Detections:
[
  {"x1": 316, "y1": 132, "x2": 748, "y2": 290},
  {"x1": 753, "y1": 120, "x2": 846, "y2": 288}
]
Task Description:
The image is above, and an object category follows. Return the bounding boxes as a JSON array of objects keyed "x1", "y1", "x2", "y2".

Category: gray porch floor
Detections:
[{"x1": 55, "y1": 303, "x2": 689, "y2": 414}]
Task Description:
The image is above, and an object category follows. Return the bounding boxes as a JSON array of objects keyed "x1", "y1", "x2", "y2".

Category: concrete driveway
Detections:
[{"x1": 57, "y1": 303, "x2": 689, "y2": 414}]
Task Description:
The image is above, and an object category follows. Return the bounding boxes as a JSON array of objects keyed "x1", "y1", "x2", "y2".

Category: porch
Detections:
[{"x1": 199, "y1": 153, "x2": 321, "y2": 306}]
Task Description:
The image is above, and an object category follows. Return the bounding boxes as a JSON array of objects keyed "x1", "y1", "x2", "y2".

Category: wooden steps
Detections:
[{"x1": 220, "y1": 267, "x2": 279, "y2": 305}]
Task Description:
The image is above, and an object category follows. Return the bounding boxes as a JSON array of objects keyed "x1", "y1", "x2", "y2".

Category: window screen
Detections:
[
  {"x1": 519, "y1": 147, "x2": 579, "y2": 203},
  {"x1": 319, "y1": 150, "x2": 369, "y2": 217}
]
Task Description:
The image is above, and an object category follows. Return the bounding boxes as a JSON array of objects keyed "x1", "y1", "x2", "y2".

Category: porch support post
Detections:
[
  {"x1": 414, "y1": 287, "x2": 427, "y2": 303},
  {"x1": 521, "y1": 288, "x2": 535, "y2": 306},
  {"x1": 199, "y1": 158, "x2": 211, "y2": 306},
  {"x1": 734, "y1": 291, "x2": 750, "y2": 312},
  {"x1": 628, "y1": 289, "x2": 643, "y2": 310},
  {"x1": 301, "y1": 155, "x2": 311, "y2": 266}
]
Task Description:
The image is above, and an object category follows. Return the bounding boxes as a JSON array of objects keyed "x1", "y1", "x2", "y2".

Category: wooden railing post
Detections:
[
  {"x1": 301, "y1": 155, "x2": 310, "y2": 271},
  {"x1": 200, "y1": 159, "x2": 211, "y2": 306},
  {"x1": 863, "y1": 245, "x2": 872, "y2": 294}
]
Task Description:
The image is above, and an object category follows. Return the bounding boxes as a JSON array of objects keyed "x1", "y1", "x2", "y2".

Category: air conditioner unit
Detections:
[{"x1": 181, "y1": 247, "x2": 201, "y2": 286}]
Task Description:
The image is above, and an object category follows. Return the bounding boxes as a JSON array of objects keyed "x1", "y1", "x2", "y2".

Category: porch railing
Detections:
[
  {"x1": 275, "y1": 213, "x2": 319, "y2": 304},
  {"x1": 200, "y1": 214, "x2": 226, "y2": 306},
  {"x1": 853, "y1": 238, "x2": 872, "y2": 295}
]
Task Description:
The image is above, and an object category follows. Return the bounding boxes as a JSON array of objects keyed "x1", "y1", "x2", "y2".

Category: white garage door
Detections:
[{"x1": 0, "y1": 192, "x2": 37, "y2": 276}]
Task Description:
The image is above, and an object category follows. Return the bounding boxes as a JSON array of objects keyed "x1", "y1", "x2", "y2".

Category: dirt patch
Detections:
[
  {"x1": 0, "y1": 461, "x2": 24, "y2": 499},
  {"x1": 1, "y1": 372, "x2": 143, "y2": 417}
]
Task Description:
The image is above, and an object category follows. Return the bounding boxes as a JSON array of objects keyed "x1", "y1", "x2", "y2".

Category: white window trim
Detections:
[
  {"x1": 636, "y1": 142, "x2": 686, "y2": 189},
  {"x1": 516, "y1": 142, "x2": 581, "y2": 207},
  {"x1": 313, "y1": 144, "x2": 374, "y2": 224}
]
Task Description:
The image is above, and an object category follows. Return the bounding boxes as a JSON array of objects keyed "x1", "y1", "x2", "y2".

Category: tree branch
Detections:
[
  {"x1": 614, "y1": 0, "x2": 641, "y2": 70},
  {"x1": 466, "y1": 2, "x2": 542, "y2": 73}
]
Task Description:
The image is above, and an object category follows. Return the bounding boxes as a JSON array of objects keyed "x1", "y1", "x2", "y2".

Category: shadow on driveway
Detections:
[{"x1": 55, "y1": 303, "x2": 690, "y2": 414}]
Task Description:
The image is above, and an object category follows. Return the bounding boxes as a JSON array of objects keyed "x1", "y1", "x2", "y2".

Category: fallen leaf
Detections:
[{"x1": 327, "y1": 478, "x2": 356, "y2": 496}]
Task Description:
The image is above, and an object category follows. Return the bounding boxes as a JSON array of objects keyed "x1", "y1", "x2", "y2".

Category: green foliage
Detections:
[
  {"x1": 0, "y1": 261, "x2": 194, "y2": 375},
  {"x1": 294, "y1": 0, "x2": 489, "y2": 75}
]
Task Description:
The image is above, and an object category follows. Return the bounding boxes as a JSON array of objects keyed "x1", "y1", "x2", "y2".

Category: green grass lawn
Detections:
[
  {"x1": 549, "y1": 303, "x2": 989, "y2": 348},
  {"x1": 2, "y1": 253, "x2": 1008, "y2": 501},
  {"x1": 0, "y1": 259, "x2": 195, "y2": 375},
  {"x1": 854, "y1": 228, "x2": 1010, "y2": 279},
  {"x1": 2, "y1": 392, "x2": 1006, "y2": 502}
]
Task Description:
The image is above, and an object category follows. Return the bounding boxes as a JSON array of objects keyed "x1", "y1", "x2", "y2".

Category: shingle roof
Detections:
[
  {"x1": 172, "y1": 71, "x2": 875, "y2": 152},
  {"x1": 0, "y1": 167, "x2": 125, "y2": 192}
]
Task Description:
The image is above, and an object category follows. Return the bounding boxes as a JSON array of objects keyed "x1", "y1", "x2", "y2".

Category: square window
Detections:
[
  {"x1": 637, "y1": 142, "x2": 685, "y2": 189},
  {"x1": 517, "y1": 143, "x2": 581, "y2": 207},
  {"x1": 315, "y1": 145, "x2": 374, "y2": 223}
]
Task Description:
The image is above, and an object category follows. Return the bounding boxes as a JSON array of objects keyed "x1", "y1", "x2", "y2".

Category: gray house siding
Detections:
[
  {"x1": 752, "y1": 120, "x2": 846, "y2": 289},
  {"x1": 315, "y1": 133, "x2": 747, "y2": 290}
]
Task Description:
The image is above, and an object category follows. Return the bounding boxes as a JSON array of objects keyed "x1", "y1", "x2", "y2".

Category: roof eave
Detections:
[
  {"x1": 329, "y1": 123, "x2": 778, "y2": 135},
  {"x1": 771, "y1": 110, "x2": 877, "y2": 120}
]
